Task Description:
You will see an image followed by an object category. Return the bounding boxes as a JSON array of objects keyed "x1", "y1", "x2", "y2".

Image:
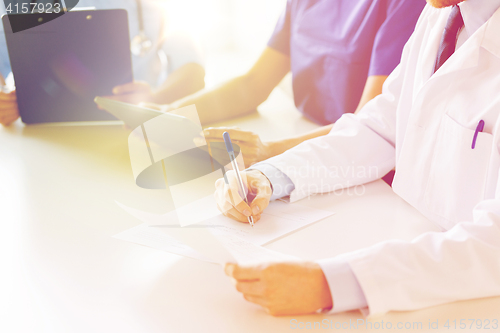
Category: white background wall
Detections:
[{"x1": 163, "y1": 0, "x2": 287, "y2": 86}]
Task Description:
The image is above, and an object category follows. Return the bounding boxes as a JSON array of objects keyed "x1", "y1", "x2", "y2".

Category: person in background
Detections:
[
  {"x1": 0, "y1": 0, "x2": 205, "y2": 126},
  {"x1": 155, "y1": 0, "x2": 426, "y2": 167}
]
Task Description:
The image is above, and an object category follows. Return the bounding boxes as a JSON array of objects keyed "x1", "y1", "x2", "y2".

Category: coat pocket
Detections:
[{"x1": 424, "y1": 114, "x2": 494, "y2": 226}]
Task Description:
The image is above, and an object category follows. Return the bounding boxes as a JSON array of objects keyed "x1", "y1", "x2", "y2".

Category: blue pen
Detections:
[{"x1": 223, "y1": 132, "x2": 254, "y2": 227}]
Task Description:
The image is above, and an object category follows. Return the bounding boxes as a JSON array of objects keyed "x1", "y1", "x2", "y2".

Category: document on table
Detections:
[
  {"x1": 113, "y1": 224, "x2": 217, "y2": 263},
  {"x1": 117, "y1": 200, "x2": 335, "y2": 245},
  {"x1": 202, "y1": 201, "x2": 334, "y2": 245},
  {"x1": 114, "y1": 200, "x2": 335, "y2": 264},
  {"x1": 113, "y1": 223, "x2": 301, "y2": 265}
]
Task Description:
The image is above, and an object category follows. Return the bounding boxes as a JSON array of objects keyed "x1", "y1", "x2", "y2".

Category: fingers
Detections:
[
  {"x1": 221, "y1": 172, "x2": 250, "y2": 207},
  {"x1": 235, "y1": 281, "x2": 266, "y2": 296},
  {"x1": 111, "y1": 93, "x2": 151, "y2": 105},
  {"x1": 203, "y1": 127, "x2": 257, "y2": 143},
  {"x1": 243, "y1": 294, "x2": 268, "y2": 308},
  {"x1": 96, "y1": 95, "x2": 119, "y2": 110},
  {"x1": 0, "y1": 101, "x2": 20, "y2": 125},
  {"x1": 230, "y1": 188, "x2": 252, "y2": 217},
  {"x1": 193, "y1": 136, "x2": 206, "y2": 146},
  {"x1": 225, "y1": 263, "x2": 262, "y2": 280},
  {"x1": 98, "y1": 95, "x2": 119, "y2": 102},
  {"x1": 222, "y1": 187, "x2": 252, "y2": 222},
  {"x1": 217, "y1": 202, "x2": 262, "y2": 224},
  {"x1": 227, "y1": 210, "x2": 261, "y2": 224},
  {"x1": 201, "y1": 127, "x2": 265, "y2": 168},
  {"x1": 0, "y1": 104, "x2": 19, "y2": 112},
  {"x1": 138, "y1": 102, "x2": 163, "y2": 111},
  {"x1": 247, "y1": 171, "x2": 272, "y2": 215},
  {"x1": 0, "y1": 91, "x2": 16, "y2": 101},
  {"x1": 0, "y1": 114, "x2": 19, "y2": 126},
  {"x1": 249, "y1": 188, "x2": 272, "y2": 216},
  {"x1": 112, "y1": 83, "x2": 132, "y2": 94},
  {"x1": 112, "y1": 81, "x2": 151, "y2": 95},
  {"x1": 225, "y1": 264, "x2": 270, "y2": 311},
  {"x1": 0, "y1": 113, "x2": 19, "y2": 125},
  {"x1": 217, "y1": 203, "x2": 249, "y2": 223},
  {"x1": 215, "y1": 170, "x2": 271, "y2": 222}
]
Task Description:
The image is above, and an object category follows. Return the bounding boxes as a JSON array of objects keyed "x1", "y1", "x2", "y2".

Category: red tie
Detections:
[{"x1": 433, "y1": 5, "x2": 465, "y2": 74}]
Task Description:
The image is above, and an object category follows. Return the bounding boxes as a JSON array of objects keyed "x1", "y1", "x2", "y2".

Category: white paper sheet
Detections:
[
  {"x1": 117, "y1": 200, "x2": 335, "y2": 245},
  {"x1": 159, "y1": 224, "x2": 238, "y2": 264},
  {"x1": 205, "y1": 200, "x2": 335, "y2": 245},
  {"x1": 113, "y1": 223, "x2": 217, "y2": 263},
  {"x1": 116, "y1": 201, "x2": 179, "y2": 225},
  {"x1": 113, "y1": 223, "x2": 300, "y2": 265},
  {"x1": 215, "y1": 232, "x2": 300, "y2": 265},
  {"x1": 114, "y1": 200, "x2": 335, "y2": 264}
]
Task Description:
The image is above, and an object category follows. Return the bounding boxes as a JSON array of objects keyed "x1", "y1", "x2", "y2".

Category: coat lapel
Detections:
[
  {"x1": 421, "y1": 8, "x2": 485, "y2": 86},
  {"x1": 413, "y1": 7, "x2": 446, "y2": 95},
  {"x1": 410, "y1": 6, "x2": 494, "y2": 127},
  {"x1": 419, "y1": 5, "x2": 500, "y2": 84}
]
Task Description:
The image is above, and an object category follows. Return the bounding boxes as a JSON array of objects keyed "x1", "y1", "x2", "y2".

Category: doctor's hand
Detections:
[
  {"x1": 214, "y1": 169, "x2": 272, "y2": 223},
  {"x1": 0, "y1": 90, "x2": 19, "y2": 126},
  {"x1": 106, "y1": 81, "x2": 153, "y2": 105},
  {"x1": 200, "y1": 127, "x2": 272, "y2": 168},
  {"x1": 225, "y1": 262, "x2": 333, "y2": 316}
]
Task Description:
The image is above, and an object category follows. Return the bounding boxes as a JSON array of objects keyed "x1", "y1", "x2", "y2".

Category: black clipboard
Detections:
[{"x1": 2, "y1": 10, "x2": 133, "y2": 124}]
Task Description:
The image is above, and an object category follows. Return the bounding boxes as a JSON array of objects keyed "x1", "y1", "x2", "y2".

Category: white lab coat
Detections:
[{"x1": 264, "y1": 5, "x2": 500, "y2": 316}]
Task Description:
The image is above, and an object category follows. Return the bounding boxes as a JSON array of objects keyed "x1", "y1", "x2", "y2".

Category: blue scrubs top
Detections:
[{"x1": 269, "y1": 0, "x2": 426, "y2": 125}]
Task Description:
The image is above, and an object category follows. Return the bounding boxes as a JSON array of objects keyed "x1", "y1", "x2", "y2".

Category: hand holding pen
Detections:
[{"x1": 216, "y1": 132, "x2": 273, "y2": 226}]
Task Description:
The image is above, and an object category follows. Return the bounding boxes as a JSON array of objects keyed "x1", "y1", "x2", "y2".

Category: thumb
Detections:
[
  {"x1": 248, "y1": 176, "x2": 272, "y2": 215},
  {"x1": 113, "y1": 81, "x2": 150, "y2": 95},
  {"x1": 112, "y1": 82, "x2": 133, "y2": 95},
  {"x1": 139, "y1": 102, "x2": 163, "y2": 111}
]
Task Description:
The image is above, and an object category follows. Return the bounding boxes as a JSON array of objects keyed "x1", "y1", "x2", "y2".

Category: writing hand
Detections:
[{"x1": 214, "y1": 169, "x2": 272, "y2": 223}]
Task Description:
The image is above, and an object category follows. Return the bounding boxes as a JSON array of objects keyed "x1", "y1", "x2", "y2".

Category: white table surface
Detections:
[{"x1": 1, "y1": 89, "x2": 499, "y2": 333}]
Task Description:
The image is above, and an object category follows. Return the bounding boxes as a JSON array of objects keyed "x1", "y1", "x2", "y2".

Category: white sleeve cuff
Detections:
[
  {"x1": 248, "y1": 163, "x2": 295, "y2": 201},
  {"x1": 317, "y1": 257, "x2": 368, "y2": 314}
]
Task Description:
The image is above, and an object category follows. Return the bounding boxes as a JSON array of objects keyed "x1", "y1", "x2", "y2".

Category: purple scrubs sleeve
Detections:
[{"x1": 268, "y1": 0, "x2": 425, "y2": 125}]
